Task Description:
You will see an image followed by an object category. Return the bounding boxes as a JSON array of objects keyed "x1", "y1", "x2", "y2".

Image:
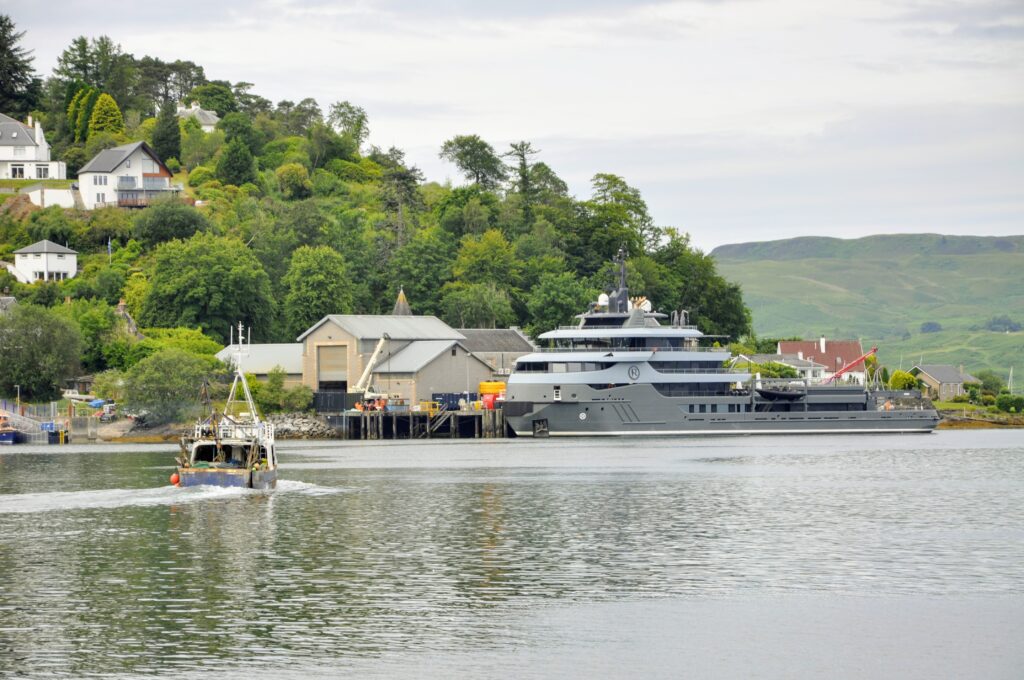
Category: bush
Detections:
[
  {"x1": 950, "y1": 394, "x2": 969, "y2": 403},
  {"x1": 982, "y1": 394, "x2": 996, "y2": 406},
  {"x1": 165, "y1": 157, "x2": 181, "y2": 173},
  {"x1": 188, "y1": 165, "x2": 215, "y2": 187},
  {"x1": 995, "y1": 394, "x2": 1024, "y2": 413},
  {"x1": 920, "y1": 321, "x2": 942, "y2": 333}
]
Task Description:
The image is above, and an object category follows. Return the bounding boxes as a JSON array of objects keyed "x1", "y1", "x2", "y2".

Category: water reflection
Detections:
[{"x1": 0, "y1": 432, "x2": 1022, "y2": 676}]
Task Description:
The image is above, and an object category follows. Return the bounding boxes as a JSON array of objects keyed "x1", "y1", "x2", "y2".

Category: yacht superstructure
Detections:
[{"x1": 504, "y1": 251, "x2": 939, "y2": 436}]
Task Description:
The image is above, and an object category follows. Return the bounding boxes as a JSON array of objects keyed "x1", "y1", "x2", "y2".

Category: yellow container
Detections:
[{"x1": 478, "y1": 381, "x2": 506, "y2": 395}]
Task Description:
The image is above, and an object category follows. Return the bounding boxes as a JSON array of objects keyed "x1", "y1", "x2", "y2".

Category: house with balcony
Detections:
[
  {"x1": 77, "y1": 141, "x2": 181, "y2": 210},
  {"x1": 0, "y1": 113, "x2": 66, "y2": 180}
]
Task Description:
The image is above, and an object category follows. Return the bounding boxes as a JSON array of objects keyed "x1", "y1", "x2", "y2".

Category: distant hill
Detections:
[{"x1": 712, "y1": 234, "x2": 1024, "y2": 378}]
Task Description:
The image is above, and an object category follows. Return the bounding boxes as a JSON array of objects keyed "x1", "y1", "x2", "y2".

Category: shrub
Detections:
[
  {"x1": 188, "y1": 166, "x2": 215, "y2": 187},
  {"x1": 165, "y1": 157, "x2": 181, "y2": 173}
]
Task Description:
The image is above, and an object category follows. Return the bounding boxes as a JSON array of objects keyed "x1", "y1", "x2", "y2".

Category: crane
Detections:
[
  {"x1": 823, "y1": 346, "x2": 878, "y2": 385},
  {"x1": 349, "y1": 333, "x2": 390, "y2": 398}
]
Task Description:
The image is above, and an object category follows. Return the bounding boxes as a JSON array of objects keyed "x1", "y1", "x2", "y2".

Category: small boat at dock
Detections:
[{"x1": 0, "y1": 415, "x2": 16, "y2": 445}]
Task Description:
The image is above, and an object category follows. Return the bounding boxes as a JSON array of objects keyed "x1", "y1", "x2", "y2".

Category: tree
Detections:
[
  {"x1": 973, "y1": 369, "x2": 1005, "y2": 396},
  {"x1": 133, "y1": 201, "x2": 210, "y2": 247},
  {"x1": 525, "y1": 272, "x2": 593, "y2": 337},
  {"x1": 53, "y1": 298, "x2": 118, "y2": 372},
  {"x1": 216, "y1": 137, "x2": 257, "y2": 186},
  {"x1": 188, "y1": 81, "x2": 237, "y2": 117},
  {"x1": 452, "y1": 229, "x2": 520, "y2": 289},
  {"x1": 87, "y1": 93, "x2": 125, "y2": 137},
  {"x1": 440, "y1": 282, "x2": 515, "y2": 329},
  {"x1": 124, "y1": 348, "x2": 211, "y2": 425},
  {"x1": 282, "y1": 245, "x2": 353, "y2": 338},
  {"x1": 276, "y1": 163, "x2": 312, "y2": 200},
  {"x1": 0, "y1": 304, "x2": 81, "y2": 401},
  {"x1": 505, "y1": 141, "x2": 539, "y2": 225},
  {"x1": 74, "y1": 88, "x2": 99, "y2": 142},
  {"x1": 151, "y1": 99, "x2": 181, "y2": 163},
  {"x1": 217, "y1": 111, "x2": 263, "y2": 155},
  {"x1": 0, "y1": 15, "x2": 40, "y2": 117},
  {"x1": 327, "y1": 100, "x2": 369, "y2": 149},
  {"x1": 439, "y1": 134, "x2": 507, "y2": 189},
  {"x1": 388, "y1": 226, "x2": 455, "y2": 316},
  {"x1": 138, "y1": 233, "x2": 274, "y2": 343},
  {"x1": 889, "y1": 370, "x2": 918, "y2": 391}
]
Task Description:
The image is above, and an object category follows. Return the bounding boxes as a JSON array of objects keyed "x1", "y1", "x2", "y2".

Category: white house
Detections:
[
  {"x1": 5, "y1": 240, "x2": 77, "y2": 284},
  {"x1": 0, "y1": 113, "x2": 66, "y2": 180},
  {"x1": 176, "y1": 101, "x2": 220, "y2": 133},
  {"x1": 77, "y1": 141, "x2": 181, "y2": 210}
]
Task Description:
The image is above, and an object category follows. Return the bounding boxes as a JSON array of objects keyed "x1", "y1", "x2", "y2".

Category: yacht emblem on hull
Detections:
[{"x1": 628, "y1": 366, "x2": 640, "y2": 381}]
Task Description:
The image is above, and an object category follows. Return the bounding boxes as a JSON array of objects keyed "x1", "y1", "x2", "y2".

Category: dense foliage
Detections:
[{"x1": 0, "y1": 15, "x2": 753, "y2": 406}]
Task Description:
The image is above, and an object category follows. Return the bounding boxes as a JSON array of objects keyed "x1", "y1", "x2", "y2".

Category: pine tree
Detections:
[
  {"x1": 75, "y1": 88, "x2": 98, "y2": 142},
  {"x1": 88, "y1": 93, "x2": 125, "y2": 137},
  {"x1": 0, "y1": 15, "x2": 38, "y2": 117},
  {"x1": 151, "y1": 100, "x2": 181, "y2": 163},
  {"x1": 215, "y1": 137, "x2": 257, "y2": 186}
]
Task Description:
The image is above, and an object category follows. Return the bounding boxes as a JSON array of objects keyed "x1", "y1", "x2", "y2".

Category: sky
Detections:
[{"x1": 4, "y1": 0, "x2": 1023, "y2": 251}]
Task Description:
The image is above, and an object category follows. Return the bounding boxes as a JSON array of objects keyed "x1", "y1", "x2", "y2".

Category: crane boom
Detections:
[
  {"x1": 350, "y1": 333, "x2": 390, "y2": 394},
  {"x1": 823, "y1": 346, "x2": 877, "y2": 384}
]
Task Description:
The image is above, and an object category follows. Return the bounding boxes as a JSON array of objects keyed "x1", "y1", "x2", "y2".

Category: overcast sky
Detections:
[{"x1": 4, "y1": 0, "x2": 1022, "y2": 251}]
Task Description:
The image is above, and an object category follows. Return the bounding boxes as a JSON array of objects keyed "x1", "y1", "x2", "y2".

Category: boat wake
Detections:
[{"x1": 0, "y1": 479, "x2": 341, "y2": 514}]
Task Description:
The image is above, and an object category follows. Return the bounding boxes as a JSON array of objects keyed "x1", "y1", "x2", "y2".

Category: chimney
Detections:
[
  {"x1": 27, "y1": 114, "x2": 33, "y2": 127},
  {"x1": 797, "y1": 351, "x2": 803, "y2": 360},
  {"x1": 819, "y1": 335, "x2": 826, "y2": 353},
  {"x1": 34, "y1": 119, "x2": 43, "y2": 145}
]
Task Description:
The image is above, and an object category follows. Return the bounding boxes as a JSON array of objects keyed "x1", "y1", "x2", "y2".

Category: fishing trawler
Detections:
[
  {"x1": 174, "y1": 324, "x2": 277, "y2": 489},
  {"x1": 504, "y1": 250, "x2": 939, "y2": 436}
]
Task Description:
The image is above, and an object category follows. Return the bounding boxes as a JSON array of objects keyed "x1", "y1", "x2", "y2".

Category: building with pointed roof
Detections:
[
  {"x1": 0, "y1": 113, "x2": 66, "y2": 180},
  {"x1": 77, "y1": 141, "x2": 181, "y2": 209},
  {"x1": 176, "y1": 101, "x2": 220, "y2": 132},
  {"x1": 910, "y1": 365, "x2": 979, "y2": 401},
  {"x1": 3, "y1": 240, "x2": 78, "y2": 283},
  {"x1": 392, "y1": 287, "x2": 412, "y2": 316},
  {"x1": 777, "y1": 337, "x2": 867, "y2": 384},
  {"x1": 297, "y1": 314, "x2": 493, "y2": 406}
]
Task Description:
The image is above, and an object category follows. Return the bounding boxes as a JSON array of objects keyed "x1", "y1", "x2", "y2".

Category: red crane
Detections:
[{"x1": 823, "y1": 346, "x2": 878, "y2": 385}]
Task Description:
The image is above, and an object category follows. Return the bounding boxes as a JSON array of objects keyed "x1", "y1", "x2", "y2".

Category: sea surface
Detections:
[{"x1": 0, "y1": 430, "x2": 1022, "y2": 679}]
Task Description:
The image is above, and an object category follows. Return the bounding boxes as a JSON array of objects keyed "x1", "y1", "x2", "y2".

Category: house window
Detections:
[
  {"x1": 451, "y1": 348, "x2": 457, "y2": 356},
  {"x1": 96, "y1": 193, "x2": 105, "y2": 204},
  {"x1": 36, "y1": 166, "x2": 49, "y2": 179},
  {"x1": 13, "y1": 146, "x2": 25, "y2": 157},
  {"x1": 126, "y1": 159, "x2": 131, "y2": 168},
  {"x1": 11, "y1": 165, "x2": 24, "y2": 179},
  {"x1": 33, "y1": 253, "x2": 40, "y2": 259},
  {"x1": 93, "y1": 175, "x2": 107, "y2": 186},
  {"x1": 57, "y1": 254, "x2": 65, "y2": 259},
  {"x1": 34, "y1": 271, "x2": 44, "y2": 280}
]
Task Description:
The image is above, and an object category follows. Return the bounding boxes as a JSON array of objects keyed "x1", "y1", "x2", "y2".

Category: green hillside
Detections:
[{"x1": 712, "y1": 234, "x2": 1024, "y2": 379}]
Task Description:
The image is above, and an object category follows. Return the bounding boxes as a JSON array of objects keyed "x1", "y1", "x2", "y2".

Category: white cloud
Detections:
[{"x1": 6, "y1": 0, "x2": 1023, "y2": 248}]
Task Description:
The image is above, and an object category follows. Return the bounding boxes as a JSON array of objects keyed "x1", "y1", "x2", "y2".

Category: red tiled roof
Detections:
[{"x1": 777, "y1": 339, "x2": 865, "y2": 374}]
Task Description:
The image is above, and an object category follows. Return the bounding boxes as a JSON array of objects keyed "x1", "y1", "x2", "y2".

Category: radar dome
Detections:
[{"x1": 597, "y1": 293, "x2": 609, "y2": 307}]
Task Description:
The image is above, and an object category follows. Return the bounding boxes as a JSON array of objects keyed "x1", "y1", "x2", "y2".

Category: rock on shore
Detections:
[{"x1": 266, "y1": 412, "x2": 336, "y2": 439}]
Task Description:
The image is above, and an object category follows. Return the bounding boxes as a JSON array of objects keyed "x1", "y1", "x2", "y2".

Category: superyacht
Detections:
[{"x1": 504, "y1": 251, "x2": 939, "y2": 436}]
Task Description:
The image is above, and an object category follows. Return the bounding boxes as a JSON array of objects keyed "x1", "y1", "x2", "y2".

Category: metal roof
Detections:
[
  {"x1": 13, "y1": 239, "x2": 77, "y2": 255},
  {"x1": 374, "y1": 340, "x2": 458, "y2": 373},
  {"x1": 912, "y1": 364, "x2": 979, "y2": 385},
  {"x1": 297, "y1": 315, "x2": 464, "y2": 342},
  {"x1": 457, "y1": 328, "x2": 535, "y2": 353},
  {"x1": 216, "y1": 343, "x2": 304, "y2": 374},
  {"x1": 177, "y1": 105, "x2": 220, "y2": 126},
  {"x1": 0, "y1": 113, "x2": 37, "y2": 147}
]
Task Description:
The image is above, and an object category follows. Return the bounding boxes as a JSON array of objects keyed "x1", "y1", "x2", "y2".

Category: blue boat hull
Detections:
[
  {"x1": 177, "y1": 467, "x2": 277, "y2": 490},
  {"x1": 0, "y1": 431, "x2": 15, "y2": 445}
]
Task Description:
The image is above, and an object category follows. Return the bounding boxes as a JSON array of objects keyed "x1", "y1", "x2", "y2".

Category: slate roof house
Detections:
[
  {"x1": 777, "y1": 337, "x2": 867, "y2": 384},
  {"x1": 457, "y1": 328, "x2": 535, "y2": 377},
  {"x1": 176, "y1": 101, "x2": 220, "y2": 132},
  {"x1": 77, "y1": 141, "x2": 181, "y2": 210},
  {"x1": 0, "y1": 113, "x2": 66, "y2": 180},
  {"x1": 910, "y1": 365, "x2": 979, "y2": 401},
  {"x1": 297, "y1": 314, "x2": 493, "y2": 405},
  {"x1": 3, "y1": 240, "x2": 77, "y2": 284}
]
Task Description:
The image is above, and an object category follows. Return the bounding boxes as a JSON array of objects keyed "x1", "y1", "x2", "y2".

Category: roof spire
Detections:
[{"x1": 392, "y1": 286, "x2": 412, "y2": 316}]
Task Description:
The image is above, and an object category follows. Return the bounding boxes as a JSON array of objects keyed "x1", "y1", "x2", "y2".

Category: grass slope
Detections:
[{"x1": 712, "y1": 234, "x2": 1024, "y2": 378}]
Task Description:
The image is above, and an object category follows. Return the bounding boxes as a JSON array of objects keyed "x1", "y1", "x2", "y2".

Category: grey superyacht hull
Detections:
[{"x1": 504, "y1": 383, "x2": 940, "y2": 436}]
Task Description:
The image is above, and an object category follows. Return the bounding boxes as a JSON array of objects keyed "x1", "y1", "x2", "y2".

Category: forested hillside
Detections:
[
  {"x1": 713, "y1": 234, "x2": 1024, "y2": 377},
  {"x1": 0, "y1": 16, "x2": 748, "y2": 402}
]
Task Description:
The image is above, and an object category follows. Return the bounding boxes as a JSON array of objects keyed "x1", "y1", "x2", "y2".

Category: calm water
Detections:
[{"x1": 1, "y1": 430, "x2": 1022, "y2": 679}]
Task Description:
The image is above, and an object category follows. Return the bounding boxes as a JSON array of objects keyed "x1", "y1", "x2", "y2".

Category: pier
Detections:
[{"x1": 325, "y1": 408, "x2": 507, "y2": 440}]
